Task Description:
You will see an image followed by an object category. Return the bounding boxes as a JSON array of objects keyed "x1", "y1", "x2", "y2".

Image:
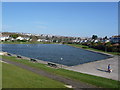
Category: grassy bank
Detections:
[
  {"x1": 2, "y1": 55, "x2": 119, "y2": 88},
  {"x1": 2, "y1": 62, "x2": 66, "y2": 88},
  {"x1": 0, "y1": 62, "x2": 2, "y2": 89},
  {"x1": 66, "y1": 44, "x2": 120, "y2": 55}
]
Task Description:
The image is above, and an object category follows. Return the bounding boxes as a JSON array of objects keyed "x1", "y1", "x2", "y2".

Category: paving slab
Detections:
[{"x1": 65, "y1": 56, "x2": 119, "y2": 81}]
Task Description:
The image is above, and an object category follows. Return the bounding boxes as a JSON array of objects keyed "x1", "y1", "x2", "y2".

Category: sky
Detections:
[
  {"x1": 2, "y1": 2, "x2": 118, "y2": 37},
  {"x1": 1, "y1": 0, "x2": 120, "y2": 2}
]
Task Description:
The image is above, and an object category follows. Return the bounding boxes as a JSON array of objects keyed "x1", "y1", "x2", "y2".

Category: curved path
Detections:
[{"x1": 2, "y1": 58, "x2": 97, "y2": 89}]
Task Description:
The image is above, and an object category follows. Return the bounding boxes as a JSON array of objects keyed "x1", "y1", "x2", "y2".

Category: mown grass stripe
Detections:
[{"x1": 2, "y1": 55, "x2": 119, "y2": 88}]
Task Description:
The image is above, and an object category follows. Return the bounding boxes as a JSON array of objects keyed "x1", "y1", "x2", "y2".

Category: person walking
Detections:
[{"x1": 108, "y1": 64, "x2": 111, "y2": 73}]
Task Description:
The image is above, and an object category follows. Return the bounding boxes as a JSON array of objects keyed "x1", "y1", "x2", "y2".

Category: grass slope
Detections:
[
  {"x1": 2, "y1": 62, "x2": 66, "y2": 88},
  {"x1": 66, "y1": 44, "x2": 120, "y2": 55},
  {"x1": 0, "y1": 62, "x2": 2, "y2": 89},
  {"x1": 2, "y1": 55, "x2": 119, "y2": 88}
]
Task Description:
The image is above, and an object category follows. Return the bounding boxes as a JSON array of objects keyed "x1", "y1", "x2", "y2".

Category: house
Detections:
[
  {"x1": 11, "y1": 38, "x2": 15, "y2": 41},
  {"x1": 84, "y1": 40, "x2": 88, "y2": 43},
  {"x1": 105, "y1": 39, "x2": 110, "y2": 43},
  {"x1": 0, "y1": 35, "x2": 10, "y2": 41},
  {"x1": 94, "y1": 40, "x2": 98, "y2": 43},
  {"x1": 16, "y1": 36, "x2": 30, "y2": 41},
  {"x1": 72, "y1": 39, "x2": 80, "y2": 43},
  {"x1": 37, "y1": 39, "x2": 42, "y2": 42},
  {"x1": 37, "y1": 39, "x2": 50, "y2": 42},
  {"x1": 110, "y1": 35, "x2": 120, "y2": 43},
  {"x1": 24, "y1": 37, "x2": 30, "y2": 41}
]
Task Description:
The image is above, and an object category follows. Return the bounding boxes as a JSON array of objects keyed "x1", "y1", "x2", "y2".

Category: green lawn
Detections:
[
  {"x1": 0, "y1": 62, "x2": 2, "y2": 89},
  {"x1": 66, "y1": 44, "x2": 120, "y2": 55},
  {"x1": 2, "y1": 62, "x2": 66, "y2": 88},
  {"x1": 2, "y1": 55, "x2": 119, "y2": 88}
]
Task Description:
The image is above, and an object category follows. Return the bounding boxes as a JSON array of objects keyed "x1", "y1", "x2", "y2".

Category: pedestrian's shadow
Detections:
[{"x1": 97, "y1": 68, "x2": 109, "y2": 73}]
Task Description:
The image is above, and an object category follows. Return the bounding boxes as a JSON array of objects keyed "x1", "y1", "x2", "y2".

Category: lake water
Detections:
[{"x1": 2, "y1": 44, "x2": 110, "y2": 66}]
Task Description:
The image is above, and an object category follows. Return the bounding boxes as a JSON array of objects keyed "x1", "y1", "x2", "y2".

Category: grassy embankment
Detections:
[
  {"x1": 66, "y1": 44, "x2": 120, "y2": 55},
  {"x1": 1, "y1": 62, "x2": 66, "y2": 88},
  {"x1": 0, "y1": 60, "x2": 2, "y2": 89},
  {"x1": 2, "y1": 55, "x2": 119, "y2": 88}
]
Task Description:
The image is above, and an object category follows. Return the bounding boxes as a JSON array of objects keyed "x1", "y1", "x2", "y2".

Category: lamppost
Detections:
[
  {"x1": 61, "y1": 58, "x2": 63, "y2": 68},
  {"x1": 105, "y1": 43, "x2": 107, "y2": 52}
]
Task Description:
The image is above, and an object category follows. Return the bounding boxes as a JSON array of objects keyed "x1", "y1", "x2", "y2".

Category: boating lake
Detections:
[{"x1": 2, "y1": 44, "x2": 111, "y2": 66}]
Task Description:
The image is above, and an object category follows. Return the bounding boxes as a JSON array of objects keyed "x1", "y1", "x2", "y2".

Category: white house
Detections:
[
  {"x1": 16, "y1": 36, "x2": 24, "y2": 40},
  {"x1": 37, "y1": 39, "x2": 42, "y2": 42},
  {"x1": 24, "y1": 37, "x2": 30, "y2": 41},
  {"x1": 105, "y1": 39, "x2": 110, "y2": 43},
  {"x1": 72, "y1": 40, "x2": 80, "y2": 43},
  {"x1": 37, "y1": 39, "x2": 49, "y2": 42},
  {"x1": 0, "y1": 36, "x2": 10, "y2": 41},
  {"x1": 11, "y1": 38, "x2": 15, "y2": 41},
  {"x1": 16, "y1": 36, "x2": 30, "y2": 41},
  {"x1": 84, "y1": 40, "x2": 88, "y2": 43},
  {"x1": 80, "y1": 40, "x2": 84, "y2": 43},
  {"x1": 94, "y1": 40, "x2": 98, "y2": 43}
]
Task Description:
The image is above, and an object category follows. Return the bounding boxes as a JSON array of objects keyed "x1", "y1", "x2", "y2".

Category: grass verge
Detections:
[
  {"x1": 0, "y1": 61, "x2": 2, "y2": 89},
  {"x1": 66, "y1": 44, "x2": 120, "y2": 55},
  {"x1": 2, "y1": 55, "x2": 119, "y2": 88},
  {"x1": 2, "y1": 62, "x2": 66, "y2": 88}
]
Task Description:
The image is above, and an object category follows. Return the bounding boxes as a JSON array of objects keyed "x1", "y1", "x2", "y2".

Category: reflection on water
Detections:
[{"x1": 2, "y1": 44, "x2": 110, "y2": 66}]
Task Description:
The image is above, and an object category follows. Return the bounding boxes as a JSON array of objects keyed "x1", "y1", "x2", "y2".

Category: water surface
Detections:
[{"x1": 2, "y1": 44, "x2": 110, "y2": 66}]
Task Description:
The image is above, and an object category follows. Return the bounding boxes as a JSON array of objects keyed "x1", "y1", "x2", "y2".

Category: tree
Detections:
[
  {"x1": 52, "y1": 36, "x2": 55, "y2": 39},
  {"x1": 92, "y1": 35, "x2": 98, "y2": 40},
  {"x1": 10, "y1": 34, "x2": 19, "y2": 39},
  {"x1": 104, "y1": 36, "x2": 108, "y2": 40},
  {"x1": 45, "y1": 35, "x2": 49, "y2": 40}
]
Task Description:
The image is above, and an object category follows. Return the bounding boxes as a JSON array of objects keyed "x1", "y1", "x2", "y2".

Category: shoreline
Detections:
[
  {"x1": 1, "y1": 43, "x2": 115, "y2": 67},
  {"x1": 1, "y1": 50, "x2": 112, "y2": 67},
  {"x1": 1, "y1": 50, "x2": 116, "y2": 68},
  {"x1": 1, "y1": 52, "x2": 68, "y2": 68},
  {"x1": 2, "y1": 42, "x2": 118, "y2": 56},
  {"x1": 1, "y1": 51, "x2": 119, "y2": 81},
  {"x1": 1, "y1": 42, "x2": 119, "y2": 55},
  {"x1": 66, "y1": 44, "x2": 117, "y2": 57}
]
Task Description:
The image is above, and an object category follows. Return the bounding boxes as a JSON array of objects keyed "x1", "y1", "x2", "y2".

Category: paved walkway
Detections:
[
  {"x1": 65, "y1": 56, "x2": 119, "y2": 81},
  {"x1": 1, "y1": 58, "x2": 97, "y2": 89}
]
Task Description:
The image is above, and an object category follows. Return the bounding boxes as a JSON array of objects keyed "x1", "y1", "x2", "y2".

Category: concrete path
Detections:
[
  {"x1": 65, "y1": 56, "x2": 119, "y2": 81},
  {"x1": 1, "y1": 58, "x2": 97, "y2": 89}
]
